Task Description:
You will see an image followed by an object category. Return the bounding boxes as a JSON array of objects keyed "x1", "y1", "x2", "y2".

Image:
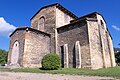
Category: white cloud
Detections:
[
  {"x1": 0, "y1": 17, "x2": 16, "y2": 36},
  {"x1": 112, "y1": 25, "x2": 120, "y2": 31}
]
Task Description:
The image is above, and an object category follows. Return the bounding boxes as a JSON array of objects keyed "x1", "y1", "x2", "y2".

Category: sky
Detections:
[{"x1": 0, "y1": 0, "x2": 120, "y2": 51}]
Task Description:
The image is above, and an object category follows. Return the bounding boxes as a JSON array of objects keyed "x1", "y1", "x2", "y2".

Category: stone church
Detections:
[{"x1": 8, "y1": 3, "x2": 116, "y2": 69}]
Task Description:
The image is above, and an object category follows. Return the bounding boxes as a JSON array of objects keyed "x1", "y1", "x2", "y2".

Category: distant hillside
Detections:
[{"x1": 114, "y1": 48, "x2": 120, "y2": 53}]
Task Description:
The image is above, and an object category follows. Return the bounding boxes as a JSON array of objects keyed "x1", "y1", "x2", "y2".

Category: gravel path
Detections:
[{"x1": 0, "y1": 72, "x2": 119, "y2": 80}]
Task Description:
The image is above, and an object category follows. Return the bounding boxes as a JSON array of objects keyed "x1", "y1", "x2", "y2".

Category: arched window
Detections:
[{"x1": 38, "y1": 17, "x2": 45, "y2": 31}]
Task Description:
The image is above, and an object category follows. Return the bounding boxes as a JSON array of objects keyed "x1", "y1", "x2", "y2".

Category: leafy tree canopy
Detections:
[{"x1": 0, "y1": 49, "x2": 8, "y2": 64}]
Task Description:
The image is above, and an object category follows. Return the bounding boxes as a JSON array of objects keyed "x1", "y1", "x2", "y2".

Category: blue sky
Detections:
[{"x1": 0, "y1": 0, "x2": 120, "y2": 51}]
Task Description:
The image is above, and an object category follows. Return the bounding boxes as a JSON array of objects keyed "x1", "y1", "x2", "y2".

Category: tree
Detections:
[
  {"x1": 115, "y1": 51, "x2": 120, "y2": 66},
  {"x1": 0, "y1": 49, "x2": 8, "y2": 65}
]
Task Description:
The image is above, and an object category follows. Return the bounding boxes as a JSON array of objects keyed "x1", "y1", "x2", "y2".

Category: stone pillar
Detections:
[
  {"x1": 55, "y1": 28, "x2": 58, "y2": 54},
  {"x1": 108, "y1": 35, "x2": 116, "y2": 67},
  {"x1": 99, "y1": 25, "x2": 107, "y2": 68},
  {"x1": 75, "y1": 41, "x2": 81, "y2": 68},
  {"x1": 101, "y1": 38, "x2": 107, "y2": 68},
  {"x1": 64, "y1": 44, "x2": 69, "y2": 68}
]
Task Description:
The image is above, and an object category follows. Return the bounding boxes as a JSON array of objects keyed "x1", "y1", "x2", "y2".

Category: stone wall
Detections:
[
  {"x1": 96, "y1": 14, "x2": 113, "y2": 68},
  {"x1": 31, "y1": 6, "x2": 56, "y2": 33},
  {"x1": 31, "y1": 6, "x2": 56, "y2": 53},
  {"x1": 22, "y1": 30, "x2": 50, "y2": 68},
  {"x1": 87, "y1": 14, "x2": 115, "y2": 69},
  {"x1": 101, "y1": 29, "x2": 111, "y2": 68},
  {"x1": 57, "y1": 21, "x2": 91, "y2": 68},
  {"x1": 87, "y1": 20, "x2": 104, "y2": 69},
  {"x1": 31, "y1": 6, "x2": 76, "y2": 54},
  {"x1": 55, "y1": 8, "x2": 75, "y2": 53},
  {"x1": 56, "y1": 8, "x2": 74, "y2": 28},
  {"x1": 107, "y1": 33, "x2": 116, "y2": 67},
  {"x1": 8, "y1": 30, "x2": 26, "y2": 66}
]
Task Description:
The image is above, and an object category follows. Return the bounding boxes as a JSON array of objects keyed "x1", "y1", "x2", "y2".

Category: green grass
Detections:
[{"x1": 1, "y1": 66, "x2": 120, "y2": 78}]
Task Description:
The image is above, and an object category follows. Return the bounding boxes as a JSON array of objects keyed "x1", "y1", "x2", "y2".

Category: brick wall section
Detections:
[
  {"x1": 31, "y1": 6, "x2": 56, "y2": 33},
  {"x1": 31, "y1": 6, "x2": 76, "y2": 53},
  {"x1": 57, "y1": 21, "x2": 91, "y2": 68},
  {"x1": 31, "y1": 6, "x2": 56, "y2": 53},
  {"x1": 8, "y1": 30, "x2": 25, "y2": 66},
  {"x1": 8, "y1": 28, "x2": 50, "y2": 68},
  {"x1": 23, "y1": 30, "x2": 50, "y2": 68}
]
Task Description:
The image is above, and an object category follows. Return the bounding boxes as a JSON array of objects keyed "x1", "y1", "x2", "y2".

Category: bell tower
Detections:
[{"x1": 30, "y1": 3, "x2": 78, "y2": 53}]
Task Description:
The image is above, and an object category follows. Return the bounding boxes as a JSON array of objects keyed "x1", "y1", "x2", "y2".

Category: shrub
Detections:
[{"x1": 41, "y1": 53, "x2": 60, "y2": 70}]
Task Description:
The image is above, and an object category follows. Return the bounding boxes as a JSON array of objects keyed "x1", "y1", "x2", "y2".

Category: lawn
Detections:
[{"x1": 4, "y1": 66, "x2": 120, "y2": 78}]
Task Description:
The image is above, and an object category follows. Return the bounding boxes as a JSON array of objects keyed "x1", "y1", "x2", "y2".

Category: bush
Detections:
[{"x1": 41, "y1": 53, "x2": 60, "y2": 70}]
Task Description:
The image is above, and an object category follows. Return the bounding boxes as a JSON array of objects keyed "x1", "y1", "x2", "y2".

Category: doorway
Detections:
[
  {"x1": 60, "y1": 46, "x2": 64, "y2": 68},
  {"x1": 10, "y1": 41, "x2": 20, "y2": 65}
]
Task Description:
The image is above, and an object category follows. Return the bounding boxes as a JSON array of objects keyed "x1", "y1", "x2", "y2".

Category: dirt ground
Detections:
[{"x1": 0, "y1": 72, "x2": 119, "y2": 80}]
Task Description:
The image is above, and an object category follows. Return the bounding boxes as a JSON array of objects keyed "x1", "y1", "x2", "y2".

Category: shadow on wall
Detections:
[{"x1": 73, "y1": 45, "x2": 76, "y2": 68}]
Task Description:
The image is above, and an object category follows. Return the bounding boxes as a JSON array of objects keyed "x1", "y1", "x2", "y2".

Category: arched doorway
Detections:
[{"x1": 10, "y1": 41, "x2": 19, "y2": 65}]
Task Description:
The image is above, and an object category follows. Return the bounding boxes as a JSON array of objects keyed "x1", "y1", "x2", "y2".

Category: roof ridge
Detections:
[
  {"x1": 30, "y1": 3, "x2": 78, "y2": 20},
  {"x1": 10, "y1": 27, "x2": 50, "y2": 37}
]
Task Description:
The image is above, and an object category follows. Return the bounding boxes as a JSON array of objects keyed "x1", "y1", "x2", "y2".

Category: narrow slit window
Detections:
[
  {"x1": 100, "y1": 20, "x2": 104, "y2": 29},
  {"x1": 60, "y1": 46, "x2": 64, "y2": 68}
]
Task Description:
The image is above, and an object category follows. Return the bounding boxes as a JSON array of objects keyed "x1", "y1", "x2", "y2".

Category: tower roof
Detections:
[{"x1": 30, "y1": 3, "x2": 78, "y2": 20}]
